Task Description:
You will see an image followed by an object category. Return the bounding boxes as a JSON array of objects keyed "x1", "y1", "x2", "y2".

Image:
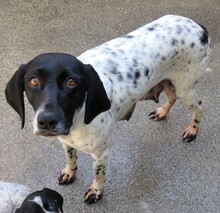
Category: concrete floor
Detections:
[{"x1": 0, "y1": 0, "x2": 220, "y2": 212}]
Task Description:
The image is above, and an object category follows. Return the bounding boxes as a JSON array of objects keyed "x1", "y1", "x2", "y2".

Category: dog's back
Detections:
[{"x1": 78, "y1": 15, "x2": 210, "y2": 123}]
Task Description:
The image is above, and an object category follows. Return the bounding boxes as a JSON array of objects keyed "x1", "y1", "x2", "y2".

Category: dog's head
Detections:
[
  {"x1": 5, "y1": 53, "x2": 111, "y2": 136},
  {"x1": 15, "y1": 188, "x2": 64, "y2": 213}
]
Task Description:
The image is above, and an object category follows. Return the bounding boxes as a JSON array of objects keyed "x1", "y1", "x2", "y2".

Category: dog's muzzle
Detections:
[{"x1": 34, "y1": 111, "x2": 69, "y2": 136}]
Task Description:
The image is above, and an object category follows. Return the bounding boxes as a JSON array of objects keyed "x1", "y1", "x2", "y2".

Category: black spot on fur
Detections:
[
  {"x1": 155, "y1": 53, "x2": 160, "y2": 59},
  {"x1": 191, "y1": 43, "x2": 195, "y2": 48},
  {"x1": 135, "y1": 71, "x2": 141, "y2": 80},
  {"x1": 109, "y1": 78, "x2": 113, "y2": 84},
  {"x1": 67, "y1": 149, "x2": 72, "y2": 153},
  {"x1": 111, "y1": 67, "x2": 120, "y2": 75},
  {"x1": 133, "y1": 79, "x2": 137, "y2": 88},
  {"x1": 119, "y1": 49, "x2": 124, "y2": 54},
  {"x1": 161, "y1": 35, "x2": 166, "y2": 40},
  {"x1": 171, "y1": 51, "x2": 179, "y2": 59},
  {"x1": 127, "y1": 72, "x2": 133, "y2": 79},
  {"x1": 171, "y1": 38, "x2": 178, "y2": 46},
  {"x1": 198, "y1": 100, "x2": 202, "y2": 105},
  {"x1": 194, "y1": 119, "x2": 199, "y2": 123},
  {"x1": 176, "y1": 25, "x2": 183, "y2": 35},
  {"x1": 111, "y1": 51, "x2": 117, "y2": 57},
  {"x1": 161, "y1": 56, "x2": 166, "y2": 61},
  {"x1": 133, "y1": 59, "x2": 138, "y2": 67},
  {"x1": 148, "y1": 26, "x2": 155, "y2": 31},
  {"x1": 71, "y1": 167, "x2": 77, "y2": 171},
  {"x1": 148, "y1": 24, "x2": 159, "y2": 31},
  {"x1": 186, "y1": 27, "x2": 191, "y2": 33},
  {"x1": 145, "y1": 68, "x2": 149, "y2": 77},
  {"x1": 118, "y1": 74, "x2": 123, "y2": 81},
  {"x1": 199, "y1": 25, "x2": 209, "y2": 45},
  {"x1": 181, "y1": 39, "x2": 185, "y2": 45},
  {"x1": 122, "y1": 34, "x2": 134, "y2": 39},
  {"x1": 134, "y1": 81, "x2": 137, "y2": 88}
]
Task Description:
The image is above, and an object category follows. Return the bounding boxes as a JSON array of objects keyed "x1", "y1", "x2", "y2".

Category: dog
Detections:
[
  {"x1": 15, "y1": 188, "x2": 63, "y2": 213},
  {"x1": 0, "y1": 181, "x2": 63, "y2": 213},
  {"x1": 5, "y1": 15, "x2": 211, "y2": 204}
]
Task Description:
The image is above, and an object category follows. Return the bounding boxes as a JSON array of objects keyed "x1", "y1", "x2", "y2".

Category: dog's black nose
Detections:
[{"x1": 37, "y1": 113, "x2": 58, "y2": 130}]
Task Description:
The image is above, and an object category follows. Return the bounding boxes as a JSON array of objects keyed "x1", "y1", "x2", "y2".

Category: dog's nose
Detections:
[{"x1": 37, "y1": 113, "x2": 58, "y2": 130}]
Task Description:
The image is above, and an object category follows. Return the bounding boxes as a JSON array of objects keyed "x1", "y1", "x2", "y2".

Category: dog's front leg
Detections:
[
  {"x1": 58, "y1": 143, "x2": 77, "y2": 184},
  {"x1": 84, "y1": 147, "x2": 110, "y2": 204}
]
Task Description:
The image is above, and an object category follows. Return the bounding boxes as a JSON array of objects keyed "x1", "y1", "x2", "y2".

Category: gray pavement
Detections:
[{"x1": 0, "y1": 1, "x2": 220, "y2": 212}]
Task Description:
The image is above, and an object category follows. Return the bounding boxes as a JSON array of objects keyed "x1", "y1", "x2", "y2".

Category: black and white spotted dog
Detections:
[
  {"x1": 15, "y1": 188, "x2": 63, "y2": 213},
  {"x1": 5, "y1": 15, "x2": 211, "y2": 204}
]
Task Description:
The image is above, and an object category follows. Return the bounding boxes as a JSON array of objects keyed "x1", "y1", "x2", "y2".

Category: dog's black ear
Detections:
[
  {"x1": 42, "y1": 188, "x2": 64, "y2": 213},
  {"x1": 5, "y1": 64, "x2": 26, "y2": 128},
  {"x1": 84, "y1": 64, "x2": 111, "y2": 124}
]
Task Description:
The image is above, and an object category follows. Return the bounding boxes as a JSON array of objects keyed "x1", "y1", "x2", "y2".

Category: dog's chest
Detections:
[{"x1": 58, "y1": 114, "x2": 112, "y2": 154}]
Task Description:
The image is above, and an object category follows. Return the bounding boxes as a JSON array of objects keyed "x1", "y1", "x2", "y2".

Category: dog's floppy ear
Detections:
[
  {"x1": 84, "y1": 64, "x2": 111, "y2": 124},
  {"x1": 43, "y1": 188, "x2": 64, "y2": 213},
  {"x1": 5, "y1": 64, "x2": 26, "y2": 128}
]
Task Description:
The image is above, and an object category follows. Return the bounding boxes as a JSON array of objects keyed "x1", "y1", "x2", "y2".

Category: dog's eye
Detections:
[
  {"x1": 29, "y1": 78, "x2": 40, "y2": 88},
  {"x1": 66, "y1": 78, "x2": 77, "y2": 88}
]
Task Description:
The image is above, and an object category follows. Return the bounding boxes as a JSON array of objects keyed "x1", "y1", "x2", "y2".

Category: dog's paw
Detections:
[
  {"x1": 84, "y1": 186, "x2": 103, "y2": 204},
  {"x1": 182, "y1": 125, "x2": 199, "y2": 142},
  {"x1": 148, "y1": 107, "x2": 168, "y2": 121},
  {"x1": 58, "y1": 167, "x2": 77, "y2": 184}
]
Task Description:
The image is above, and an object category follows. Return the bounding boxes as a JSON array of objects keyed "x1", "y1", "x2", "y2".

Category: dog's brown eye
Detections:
[
  {"x1": 29, "y1": 78, "x2": 40, "y2": 88},
  {"x1": 66, "y1": 78, "x2": 77, "y2": 88}
]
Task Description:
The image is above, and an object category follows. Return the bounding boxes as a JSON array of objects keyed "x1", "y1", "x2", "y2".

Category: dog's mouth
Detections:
[{"x1": 35, "y1": 130, "x2": 69, "y2": 137}]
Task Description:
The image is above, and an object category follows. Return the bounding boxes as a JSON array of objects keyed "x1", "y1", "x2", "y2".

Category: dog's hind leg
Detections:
[
  {"x1": 179, "y1": 91, "x2": 203, "y2": 142},
  {"x1": 58, "y1": 144, "x2": 77, "y2": 184},
  {"x1": 148, "y1": 80, "x2": 176, "y2": 120},
  {"x1": 174, "y1": 78, "x2": 203, "y2": 142}
]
